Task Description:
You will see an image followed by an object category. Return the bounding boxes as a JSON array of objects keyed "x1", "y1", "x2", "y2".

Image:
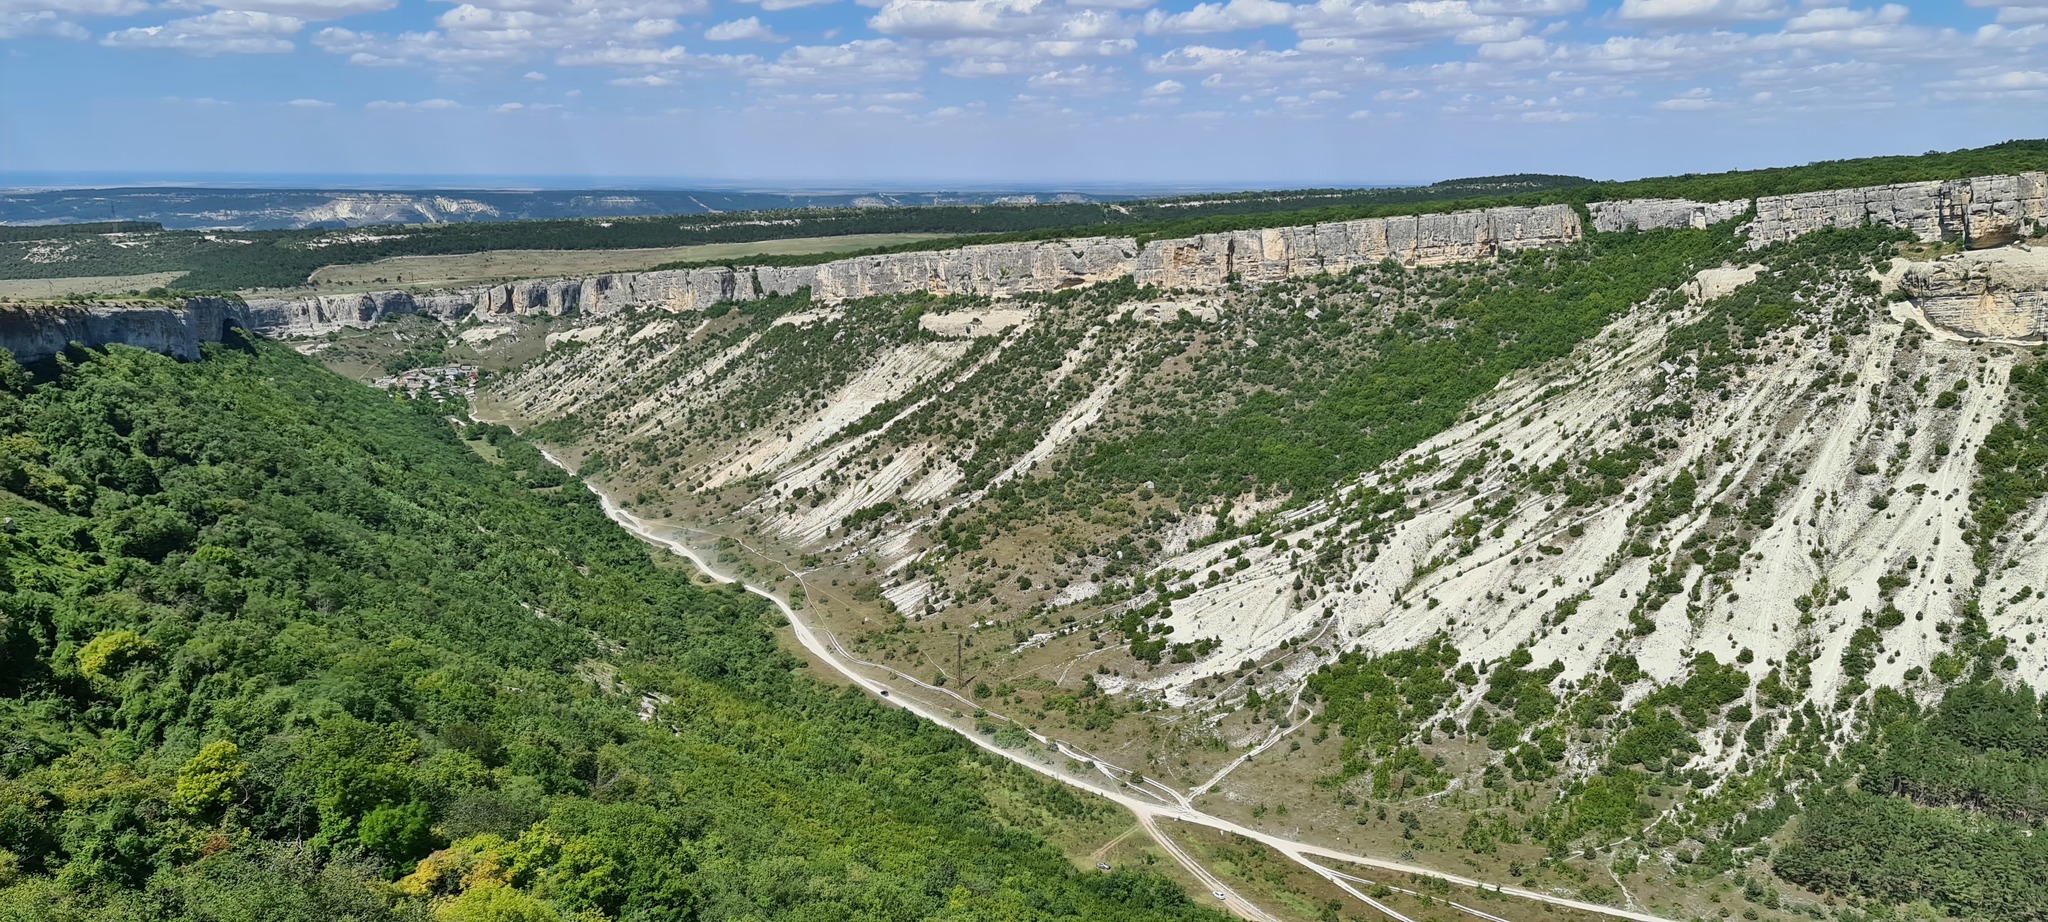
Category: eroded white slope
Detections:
[{"x1": 1131, "y1": 268, "x2": 2044, "y2": 720}]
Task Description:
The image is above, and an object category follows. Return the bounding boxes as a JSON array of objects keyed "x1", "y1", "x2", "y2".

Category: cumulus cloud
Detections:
[
  {"x1": 312, "y1": 0, "x2": 710, "y2": 68},
  {"x1": 1930, "y1": 67, "x2": 2048, "y2": 99},
  {"x1": 1783, "y1": 3, "x2": 1908, "y2": 33},
  {"x1": 737, "y1": 0, "x2": 839, "y2": 10},
  {"x1": 285, "y1": 97, "x2": 333, "y2": 106},
  {"x1": 1477, "y1": 35, "x2": 1546, "y2": 58},
  {"x1": 2, "y1": 0, "x2": 144, "y2": 36},
  {"x1": 1615, "y1": 0, "x2": 1785, "y2": 25},
  {"x1": 102, "y1": 10, "x2": 303, "y2": 55},
  {"x1": 868, "y1": 0, "x2": 1055, "y2": 37},
  {"x1": 1142, "y1": 0, "x2": 1291, "y2": 35},
  {"x1": 1294, "y1": 0, "x2": 1517, "y2": 43},
  {"x1": 1026, "y1": 62, "x2": 1120, "y2": 93},
  {"x1": 556, "y1": 44, "x2": 693, "y2": 66},
  {"x1": 746, "y1": 38, "x2": 924, "y2": 84},
  {"x1": 1, "y1": 12, "x2": 89, "y2": 38},
  {"x1": 188, "y1": 0, "x2": 395, "y2": 20},
  {"x1": 705, "y1": 16, "x2": 786, "y2": 40},
  {"x1": 1653, "y1": 86, "x2": 1719, "y2": 109}
]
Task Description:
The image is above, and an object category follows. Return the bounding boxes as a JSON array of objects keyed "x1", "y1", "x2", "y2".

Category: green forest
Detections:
[
  {"x1": 5, "y1": 140, "x2": 2043, "y2": 292},
  {"x1": 0, "y1": 340, "x2": 1226, "y2": 922}
]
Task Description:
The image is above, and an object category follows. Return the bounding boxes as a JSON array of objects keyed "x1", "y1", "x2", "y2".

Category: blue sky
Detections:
[{"x1": 2, "y1": 0, "x2": 2045, "y2": 186}]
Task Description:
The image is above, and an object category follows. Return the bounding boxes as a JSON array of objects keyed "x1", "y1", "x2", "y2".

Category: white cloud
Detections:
[
  {"x1": 286, "y1": 97, "x2": 333, "y2": 106},
  {"x1": 1144, "y1": 77, "x2": 1183, "y2": 93},
  {"x1": 1293, "y1": 0, "x2": 1514, "y2": 43},
  {"x1": 314, "y1": 0, "x2": 711, "y2": 69},
  {"x1": 1053, "y1": 7, "x2": 1137, "y2": 37},
  {"x1": 1026, "y1": 62, "x2": 1120, "y2": 93},
  {"x1": 1994, "y1": 6, "x2": 2048, "y2": 25},
  {"x1": 556, "y1": 44, "x2": 693, "y2": 66},
  {"x1": 102, "y1": 10, "x2": 303, "y2": 55},
  {"x1": 1930, "y1": 68, "x2": 2048, "y2": 99},
  {"x1": 2, "y1": 0, "x2": 146, "y2": 37},
  {"x1": 1615, "y1": 0, "x2": 1785, "y2": 25},
  {"x1": 610, "y1": 73, "x2": 675, "y2": 85},
  {"x1": 1035, "y1": 37, "x2": 1136, "y2": 55},
  {"x1": 1783, "y1": 3, "x2": 1907, "y2": 33},
  {"x1": 0, "y1": 11, "x2": 90, "y2": 39},
  {"x1": 366, "y1": 98, "x2": 462, "y2": 109},
  {"x1": 746, "y1": 38, "x2": 924, "y2": 84},
  {"x1": 1142, "y1": 0, "x2": 1291, "y2": 35},
  {"x1": 738, "y1": 0, "x2": 838, "y2": 9},
  {"x1": 191, "y1": 0, "x2": 394, "y2": 21},
  {"x1": 705, "y1": 16, "x2": 785, "y2": 40},
  {"x1": 1477, "y1": 34, "x2": 1545, "y2": 58},
  {"x1": 868, "y1": 0, "x2": 1054, "y2": 37},
  {"x1": 1653, "y1": 86, "x2": 1719, "y2": 109}
]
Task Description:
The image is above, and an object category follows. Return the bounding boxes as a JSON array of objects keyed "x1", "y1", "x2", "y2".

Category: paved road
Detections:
[{"x1": 560, "y1": 464, "x2": 1682, "y2": 922}]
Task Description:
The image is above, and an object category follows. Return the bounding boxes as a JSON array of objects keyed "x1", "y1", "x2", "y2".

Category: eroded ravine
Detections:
[{"x1": 531, "y1": 447, "x2": 1685, "y2": 922}]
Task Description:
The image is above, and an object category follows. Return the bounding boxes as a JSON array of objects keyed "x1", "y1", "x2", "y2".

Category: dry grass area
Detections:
[
  {"x1": 0, "y1": 272, "x2": 184, "y2": 299},
  {"x1": 297, "y1": 233, "x2": 948, "y2": 293}
]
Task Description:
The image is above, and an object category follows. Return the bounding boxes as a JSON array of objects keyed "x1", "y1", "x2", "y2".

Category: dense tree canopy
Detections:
[{"x1": 0, "y1": 339, "x2": 1223, "y2": 922}]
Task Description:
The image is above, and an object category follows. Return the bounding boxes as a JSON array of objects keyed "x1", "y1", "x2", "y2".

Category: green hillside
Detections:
[{"x1": 0, "y1": 339, "x2": 1223, "y2": 922}]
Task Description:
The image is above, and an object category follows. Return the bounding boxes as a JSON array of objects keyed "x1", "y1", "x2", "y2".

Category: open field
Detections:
[
  {"x1": 297, "y1": 232, "x2": 949, "y2": 292},
  {"x1": 0, "y1": 272, "x2": 184, "y2": 299}
]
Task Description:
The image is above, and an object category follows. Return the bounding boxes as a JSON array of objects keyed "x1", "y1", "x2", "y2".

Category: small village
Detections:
[{"x1": 374, "y1": 364, "x2": 479, "y2": 400}]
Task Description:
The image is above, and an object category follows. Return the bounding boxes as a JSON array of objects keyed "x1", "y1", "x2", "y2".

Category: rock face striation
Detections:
[
  {"x1": 230, "y1": 207, "x2": 1580, "y2": 336},
  {"x1": 1899, "y1": 246, "x2": 2048, "y2": 342},
  {"x1": 32, "y1": 172, "x2": 2048, "y2": 353},
  {"x1": 1589, "y1": 198, "x2": 1748, "y2": 233},
  {"x1": 0, "y1": 297, "x2": 240, "y2": 363},
  {"x1": 1746, "y1": 173, "x2": 2048, "y2": 249},
  {"x1": 1131, "y1": 205, "x2": 1580, "y2": 289}
]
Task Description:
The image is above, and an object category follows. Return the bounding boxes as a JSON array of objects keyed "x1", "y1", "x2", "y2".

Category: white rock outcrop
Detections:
[
  {"x1": 218, "y1": 172, "x2": 2048, "y2": 339},
  {"x1": 1899, "y1": 245, "x2": 2048, "y2": 342},
  {"x1": 1131, "y1": 205, "x2": 1580, "y2": 289},
  {"x1": 1589, "y1": 198, "x2": 1747, "y2": 233},
  {"x1": 1746, "y1": 173, "x2": 2048, "y2": 249},
  {"x1": 0, "y1": 297, "x2": 240, "y2": 362}
]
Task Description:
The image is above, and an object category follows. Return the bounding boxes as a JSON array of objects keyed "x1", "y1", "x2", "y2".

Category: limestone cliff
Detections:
[
  {"x1": 1589, "y1": 198, "x2": 1747, "y2": 233},
  {"x1": 1746, "y1": 172, "x2": 2048, "y2": 249},
  {"x1": 223, "y1": 173, "x2": 2048, "y2": 339},
  {"x1": 1131, "y1": 205, "x2": 1579, "y2": 289},
  {"x1": 229, "y1": 207, "x2": 1574, "y2": 337},
  {"x1": 0, "y1": 297, "x2": 239, "y2": 363},
  {"x1": 1898, "y1": 245, "x2": 2048, "y2": 342}
]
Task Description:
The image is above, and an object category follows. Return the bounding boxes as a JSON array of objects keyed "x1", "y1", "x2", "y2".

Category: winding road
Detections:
[{"x1": 553, "y1": 457, "x2": 1682, "y2": 922}]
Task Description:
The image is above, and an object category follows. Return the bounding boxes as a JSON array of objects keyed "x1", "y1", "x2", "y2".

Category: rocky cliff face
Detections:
[
  {"x1": 232, "y1": 208, "x2": 1575, "y2": 336},
  {"x1": 1746, "y1": 172, "x2": 2048, "y2": 249},
  {"x1": 236, "y1": 291, "x2": 477, "y2": 336},
  {"x1": 1132, "y1": 205, "x2": 1579, "y2": 289},
  {"x1": 234, "y1": 238, "x2": 1149, "y2": 337},
  {"x1": 0, "y1": 297, "x2": 239, "y2": 363},
  {"x1": 1589, "y1": 198, "x2": 1748, "y2": 233},
  {"x1": 1899, "y1": 245, "x2": 2048, "y2": 342},
  {"x1": 226, "y1": 174, "x2": 2048, "y2": 339}
]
